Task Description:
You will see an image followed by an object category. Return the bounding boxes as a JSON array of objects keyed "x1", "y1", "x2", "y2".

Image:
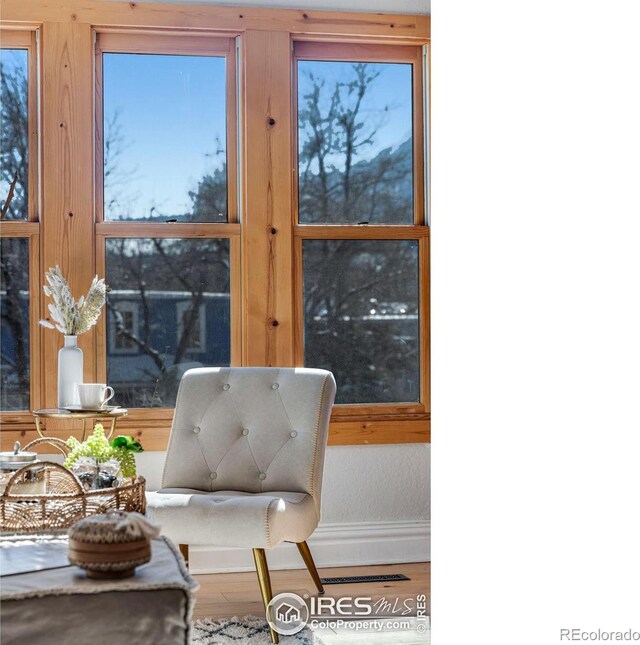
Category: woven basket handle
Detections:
[
  {"x1": 1, "y1": 461, "x2": 84, "y2": 497},
  {"x1": 23, "y1": 436, "x2": 71, "y2": 457}
]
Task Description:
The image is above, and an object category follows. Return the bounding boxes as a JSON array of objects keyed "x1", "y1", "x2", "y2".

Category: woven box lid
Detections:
[{"x1": 68, "y1": 511, "x2": 159, "y2": 544}]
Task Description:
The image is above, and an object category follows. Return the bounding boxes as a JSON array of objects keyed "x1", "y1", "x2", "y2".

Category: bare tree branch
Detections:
[{"x1": 0, "y1": 171, "x2": 19, "y2": 220}]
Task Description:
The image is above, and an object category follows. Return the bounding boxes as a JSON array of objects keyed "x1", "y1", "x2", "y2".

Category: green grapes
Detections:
[
  {"x1": 110, "y1": 447, "x2": 137, "y2": 478},
  {"x1": 64, "y1": 425, "x2": 142, "y2": 478}
]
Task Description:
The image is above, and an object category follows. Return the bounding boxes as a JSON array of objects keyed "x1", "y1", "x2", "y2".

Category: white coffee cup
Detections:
[{"x1": 78, "y1": 384, "x2": 115, "y2": 409}]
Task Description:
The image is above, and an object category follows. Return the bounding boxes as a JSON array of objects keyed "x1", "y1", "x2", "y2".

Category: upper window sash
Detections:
[
  {"x1": 94, "y1": 32, "x2": 238, "y2": 225},
  {"x1": 1, "y1": 29, "x2": 39, "y2": 223},
  {"x1": 293, "y1": 41, "x2": 425, "y2": 227}
]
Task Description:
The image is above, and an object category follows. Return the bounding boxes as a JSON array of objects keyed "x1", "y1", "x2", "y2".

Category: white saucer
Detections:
[{"x1": 62, "y1": 405, "x2": 120, "y2": 413}]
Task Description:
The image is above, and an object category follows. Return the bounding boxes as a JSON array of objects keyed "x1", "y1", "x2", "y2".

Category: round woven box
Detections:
[{"x1": 68, "y1": 511, "x2": 159, "y2": 579}]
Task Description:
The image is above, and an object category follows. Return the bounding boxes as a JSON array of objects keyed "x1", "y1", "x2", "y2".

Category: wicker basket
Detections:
[
  {"x1": 22, "y1": 436, "x2": 71, "y2": 457},
  {"x1": 0, "y1": 438, "x2": 146, "y2": 533}
]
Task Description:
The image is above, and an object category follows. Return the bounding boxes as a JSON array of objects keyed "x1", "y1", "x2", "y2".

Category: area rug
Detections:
[{"x1": 192, "y1": 616, "x2": 324, "y2": 644}]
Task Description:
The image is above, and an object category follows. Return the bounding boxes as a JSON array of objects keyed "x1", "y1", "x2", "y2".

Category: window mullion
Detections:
[{"x1": 242, "y1": 29, "x2": 295, "y2": 367}]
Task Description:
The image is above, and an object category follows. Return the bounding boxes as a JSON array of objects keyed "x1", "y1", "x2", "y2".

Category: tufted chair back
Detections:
[{"x1": 162, "y1": 367, "x2": 336, "y2": 514}]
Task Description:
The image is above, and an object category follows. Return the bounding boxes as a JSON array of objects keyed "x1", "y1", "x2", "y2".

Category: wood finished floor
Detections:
[{"x1": 192, "y1": 561, "x2": 430, "y2": 620}]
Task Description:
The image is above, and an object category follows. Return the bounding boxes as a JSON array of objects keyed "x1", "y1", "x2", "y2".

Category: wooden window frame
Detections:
[
  {"x1": 94, "y1": 30, "x2": 241, "y2": 433},
  {"x1": 0, "y1": 29, "x2": 39, "y2": 223},
  {"x1": 293, "y1": 41, "x2": 425, "y2": 227},
  {"x1": 0, "y1": 226, "x2": 42, "y2": 422},
  {"x1": 292, "y1": 40, "x2": 430, "y2": 438},
  {"x1": 0, "y1": 0, "x2": 429, "y2": 448},
  {"x1": 95, "y1": 31, "x2": 238, "y2": 225},
  {"x1": 0, "y1": 28, "x2": 42, "y2": 428}
]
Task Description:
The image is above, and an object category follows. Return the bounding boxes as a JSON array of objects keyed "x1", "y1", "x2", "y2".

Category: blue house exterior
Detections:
[{"x1": 106, "y1": 290, "x2": 231, "y2": 407}]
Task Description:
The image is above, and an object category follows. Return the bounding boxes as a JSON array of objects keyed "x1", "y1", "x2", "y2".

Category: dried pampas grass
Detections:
[{"x1": 39, "y1": 266, "x2": 107, "y2": 336}]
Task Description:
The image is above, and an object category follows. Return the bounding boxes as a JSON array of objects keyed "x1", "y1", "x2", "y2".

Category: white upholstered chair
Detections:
[{"x1": 146, "y1": 366, "x2": 336, "y2": 644}]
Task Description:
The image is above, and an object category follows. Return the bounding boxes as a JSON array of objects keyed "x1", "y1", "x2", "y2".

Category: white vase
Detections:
[{"x1": 58, "y1": 335, "x2": 83, "y2": 408}]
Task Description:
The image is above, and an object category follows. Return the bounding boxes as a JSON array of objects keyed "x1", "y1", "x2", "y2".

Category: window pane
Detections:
[
  {"x1": 298, "y1": 61, "x2": 413, "y2": 224},
  {"x1": 105, "y1": 238, "x2": 230, "y2": 407},
  {"x1": 103, "y1": 54, "x2": 228, "y2": 222},
  {"x1": 1, "y1": 238, "x2": 30, "y2": 409},
  {"x1": 303, "y1": 239, "x2": 419, "y2": 404},
  {"x1": 1, "y1": 49, "x2": 29, "y2": 221}
]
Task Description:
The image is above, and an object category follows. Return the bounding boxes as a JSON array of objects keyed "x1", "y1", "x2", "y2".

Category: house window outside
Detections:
[
  {"x1": 176, "y1": 301, "x2": 206, "y2": 353},
  {"x1": 108, "y1": 300, "x2": 139, "y2": 354}
]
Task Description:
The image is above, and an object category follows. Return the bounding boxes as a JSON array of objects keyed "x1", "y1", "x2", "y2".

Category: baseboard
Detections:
[{"x1": 188, "y1": 520, "x2": 430, "y2": 574}]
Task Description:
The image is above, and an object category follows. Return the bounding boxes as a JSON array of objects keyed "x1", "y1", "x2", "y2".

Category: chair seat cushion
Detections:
[{"x1": 146, "y1": 489, "x2": 319, "y2": 548}]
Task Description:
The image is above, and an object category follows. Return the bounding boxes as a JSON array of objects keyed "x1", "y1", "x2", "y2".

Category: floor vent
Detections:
[{"x1": 320, "y1": 574, "x2": 410, "y2": 585}]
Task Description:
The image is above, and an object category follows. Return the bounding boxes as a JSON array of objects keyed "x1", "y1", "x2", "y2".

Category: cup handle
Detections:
[{"x1": 102, "y1": 386, "x2": 115, "y2": 406}]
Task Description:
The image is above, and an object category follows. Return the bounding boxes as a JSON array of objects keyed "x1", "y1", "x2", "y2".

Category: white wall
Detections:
[
  {"x1": 103, "y1": 0, "x2": 431, "y2": 15},
  {"x1": 321, "y1": 444, "x2": 430, "y2": 523}
]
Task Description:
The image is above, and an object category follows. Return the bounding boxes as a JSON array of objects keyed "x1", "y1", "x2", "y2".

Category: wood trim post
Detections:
[
  {"x1": 242, "y1": 30, "x2": 294, "y2": 367},
  {"x1": 40, "y1": 22, "x2": 96, "y2": 407}
]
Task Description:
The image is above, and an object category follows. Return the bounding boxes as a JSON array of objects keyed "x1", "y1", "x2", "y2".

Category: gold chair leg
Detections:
[
  {"x1": 252, "y1": 548, "x2": 279, "y2": 644},
  {"x1": 178, "y1": 543, "x2": 189, "y2": 565},
  {"x1": 296, "y1": 541, "x2": 325, "y2": 595}
]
